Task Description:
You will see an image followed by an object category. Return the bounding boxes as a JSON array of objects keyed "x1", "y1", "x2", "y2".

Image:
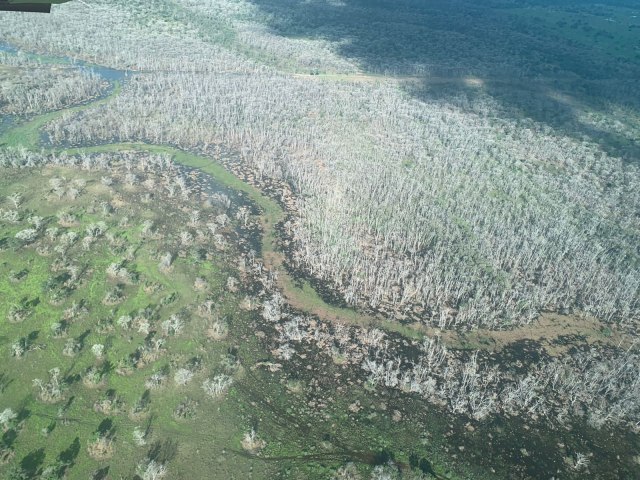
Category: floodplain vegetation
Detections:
[
  {"x1": 0, "y1": 0, "x2": 640, "y2": 479},
  {"x1": 0, "y1": 152, "x2": 258, "y2": 479}
]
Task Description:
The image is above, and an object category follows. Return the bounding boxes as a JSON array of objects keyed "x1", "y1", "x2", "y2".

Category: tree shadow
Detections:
[
  {"x1": 23, "y1": 296, "x2": 40, "y2": 308},
  {"x1": 97, "y1": 418, "x2": 115, "y2": 438},
  {"x1": 64, "y1": 371, "x2": 82, "y2": 385},
  {"x1": 20, "y1": 447, "x2": 46, "y2": 478},
  {"x1": 91, "y1": 466, "x2": 110, "y2": 480},
  {"x1": 144, "y1": 414, "x2": 154, "y2": 438},
  {"x1": 147, "y1": 438, "x2": 178, "y2": 465},
  {"x1": 61, "y1": 396, "x2": 75, "y2": 413},
  {"x1": 16, "y1": 406, "x2": 30, "y2": 424},
  {"x1": 27, "y1": 330, "x2": 39, "y2": 343},
  {"x1": 77, "y1": 329, "x2": 92, "y2": 348},
  {"x1": 101, "y1": 360, "x2": 114, "y2": 376},
  {"x1": 2, "y1": 428, "x2": 18, "y2": 448},
  {"x1": 409, "y1": 453, "x2": 436, "y2": 476},
  {"x1": 44, "y1": 420, "x2": 57, "y2": 436},
  {"x1": 141, "y1": 389, "x2": 151, "y2": 406},
  {"x1": 58, "y1": 437, "x2": 80, "y2": 466}
]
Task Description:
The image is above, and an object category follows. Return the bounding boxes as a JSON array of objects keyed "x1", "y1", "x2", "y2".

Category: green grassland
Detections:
[{"x1": 0, "y1": 164, "x2": 262, "y2": 478}]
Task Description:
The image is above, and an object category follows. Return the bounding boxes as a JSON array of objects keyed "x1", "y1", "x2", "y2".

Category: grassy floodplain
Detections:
[{"x1": 0, "y1": 162, "x2": 259, "y2": 479}]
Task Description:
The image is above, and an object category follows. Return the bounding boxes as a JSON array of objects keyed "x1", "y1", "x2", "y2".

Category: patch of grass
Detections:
[{"x1": 0, "y1": 165, "x2": 269, "y2": 479}]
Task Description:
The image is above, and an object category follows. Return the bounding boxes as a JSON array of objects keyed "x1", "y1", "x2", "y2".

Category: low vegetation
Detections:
[{"x1": 0, "y1": 155, "x2": 256, "y2": 478}]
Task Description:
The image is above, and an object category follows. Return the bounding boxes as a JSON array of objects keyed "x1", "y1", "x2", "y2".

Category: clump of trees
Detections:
[
  {"x1": 87, "y1": 433, "x2": 115, "y2": 460},
  {"x1": 201, "y1": 374, "x2": 233, "y2": 398},
  {"x1": 0, "y1": 408, "x2": 17, "y2": 432},
  {"x1": 33, "y1": 368, "x2": 64, "y2": 403},
  {"x1": 241, "y1": 428, "x2": 266, "y2": 454},
  {"x1": 137, "y1": 458, "x2": 168, "y2": 480}
]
